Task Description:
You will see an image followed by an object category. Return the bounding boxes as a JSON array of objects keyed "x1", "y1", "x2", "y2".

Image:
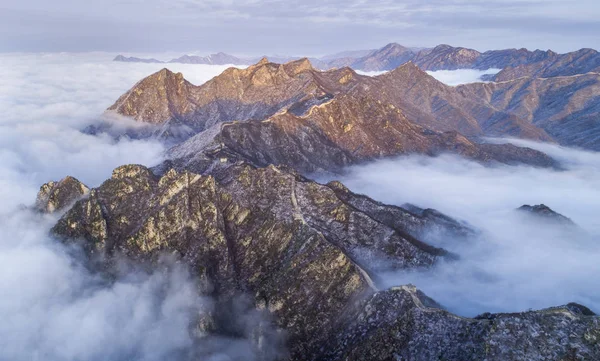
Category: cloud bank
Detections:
[
  {"x1": 0, "y1": 53, "x2": 278, "y2": 360},
  {"x1": 330, "y1": 140, "x2": 600, "y2": 316},
  {"x1": 356, "y1": 69, "x2": 500, "y2": 86},
  {"x1": 426, "y1": 68, "x2": 501, "y2": 86}
]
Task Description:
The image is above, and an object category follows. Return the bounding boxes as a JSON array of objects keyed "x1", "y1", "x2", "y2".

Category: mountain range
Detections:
[
  {"x1": 114, "y1": 42, "x2": 600, "y2": 80},
  {"x1": 41, "y1": 46, "x2": 600, "y2": 360},
  {"x1": 106, "y1": 56, "x2": 600, "y2": 168}
]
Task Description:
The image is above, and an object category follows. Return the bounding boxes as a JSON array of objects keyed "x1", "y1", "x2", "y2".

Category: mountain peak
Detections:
[
  {"x1": 36, "y1": 176, "x2": 89, "y2": 213},
  {"x1": 283, "y1": 57, "x2": 314, "y2": 75},
  {"x1": 433, "y1": 44, "x2": 453, "y2": 51},
  {"x1": 517, "y1": 204, "x2": 576, "y2": 225},
  {"x1": 388, "y1": 60, "x2": 428, "y2": 76},
  {"x1": 382, "y1": 42, "x2": 409, "y2": 50},
  {"x1": 148, "y1": 68, "x2": 185, "y2": 82},
  {"x1": 107, "y1": 67, "x2": 192, "y2": 124}
]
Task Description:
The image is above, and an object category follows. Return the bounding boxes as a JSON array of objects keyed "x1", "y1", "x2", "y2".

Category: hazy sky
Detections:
[{"x1": 2, "y1": 0, "x2": 600, "y2": 55}]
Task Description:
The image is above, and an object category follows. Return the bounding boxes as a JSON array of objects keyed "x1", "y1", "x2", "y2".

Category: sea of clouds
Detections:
[
  {"x1": 0, "y1": 52, "x2": 277, "y2": 361},
  {"x1": 2, "y1": 51, "x2": 598, "y2": 359},
  {"x1": 426, "y1": 68, "x2": 501, "y2": 86},
  {"x1": 331, "y1": 140, "x2": 600, "y2": 316}
]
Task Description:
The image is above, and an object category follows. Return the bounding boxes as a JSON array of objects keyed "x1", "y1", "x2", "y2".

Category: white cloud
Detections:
[
  {"x1": 426, "y1": 68, "x2": 501, "y2": 86},
  {"x1": 0, "y1": 53, "x2": 276, "y2": 360},
  {"x1": 355, "y1": 70, "x2": 388, "y2": 77},
  {"x1": 328, "y1": 140, "x2": 600, "y2": 316}
]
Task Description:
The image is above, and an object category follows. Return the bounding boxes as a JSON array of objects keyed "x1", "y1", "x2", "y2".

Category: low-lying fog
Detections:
[
  {"x1": 330, "y1": 140, "x2": 600, "y2": 316},
  {"x1": 357, "y1": 68, "x2": 501, "y2": 85},
  {"x1": 426, "y1": 68, "x2": 501, "y2": 85},
  {"x1": 0, "y1": 53, "x2": 267, "y2": 361}
]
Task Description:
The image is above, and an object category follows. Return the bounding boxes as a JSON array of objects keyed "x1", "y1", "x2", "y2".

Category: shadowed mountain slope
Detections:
[{"x1": 457, "y1": 72, "x2": 600, "y2": 150}]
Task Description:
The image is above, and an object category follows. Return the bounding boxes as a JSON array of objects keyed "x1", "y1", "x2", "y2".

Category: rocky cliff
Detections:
[
  {"x1": 518, "y1": 204, "x2": 577, "y2": 227},
  {"x1": 36, "y1": 176, "x2": 89, "y2": 213}
]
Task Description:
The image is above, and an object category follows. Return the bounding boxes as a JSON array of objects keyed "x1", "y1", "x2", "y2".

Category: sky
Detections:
[{"x1": 1, "y1": 0, "x2": 599, "y2": 55}]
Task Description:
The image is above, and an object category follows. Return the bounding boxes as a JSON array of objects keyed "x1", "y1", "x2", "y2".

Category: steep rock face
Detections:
[
  {"x1": 50, "y1": 164, "x2": 460, "y2": 359},
  {"x1": 457, "y1": 73, "x2": 600, "y2": 150},
  {"x1": 322, "y1": 285, "x2": 600, "y2": 361},
  {"x1": 36, "y1": 176, "x2": 89, "y2": 213}
]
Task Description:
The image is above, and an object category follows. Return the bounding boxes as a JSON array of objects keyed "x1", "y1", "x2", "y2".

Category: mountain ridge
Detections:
[
  {"x1": 105, "y1": 57, "x2": 565, "y2": 171},
  {"x1": 114, "y1": 42, "x2": 600, "y2": 80},
  {"x1": 39, "y1": 163, "x2": 600, "y2": 361}
]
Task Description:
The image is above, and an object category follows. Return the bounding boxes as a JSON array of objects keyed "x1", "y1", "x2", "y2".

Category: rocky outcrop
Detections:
[
  {"x1": 518, "y1": 204, "x2": 577, "y2": 226},
  {"x1": 322, "y1": 285, "x2": 600, "y2": 361},
  {"x1": 36, "y1": 176, "x2": 89, "y2": 213}
]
